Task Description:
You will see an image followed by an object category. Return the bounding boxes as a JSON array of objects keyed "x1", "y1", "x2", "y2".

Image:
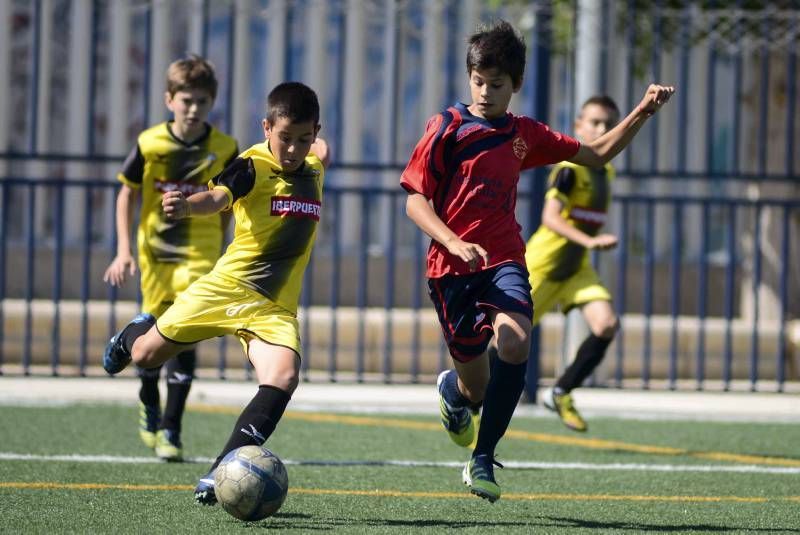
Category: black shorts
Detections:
[{"x1": 427, "y1": 262, "x2": 533, "y2": 362}]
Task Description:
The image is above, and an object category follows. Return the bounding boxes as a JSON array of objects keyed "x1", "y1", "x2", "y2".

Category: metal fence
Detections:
[{"x1": 0, "y1": 1, "x2": 798, "y2": 394}]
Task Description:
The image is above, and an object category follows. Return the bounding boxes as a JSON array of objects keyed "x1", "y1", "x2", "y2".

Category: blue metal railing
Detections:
[{"x1": 0, "y1": 177, "x2": 797, "y2": 393}]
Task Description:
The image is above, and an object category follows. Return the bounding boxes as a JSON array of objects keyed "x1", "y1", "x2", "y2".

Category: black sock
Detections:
[
  {"x1": 556, "y1": 334, "x2": 613, "y2": 392},
  {"x1": 211, "y1": 385, "x2": 291, "y2": 470},
  {"x1": 160, "y1": 350, "x2": 196, "y2": 433},
  {"x1": 137, "y1": 366, "x2": 161, "y2": 407},
  {"x1": 121, "y1": 315, "x2": 156, "y2": 353},
  {"x1": 473, "y1": 358, "x2": 527, "y2": 458}
]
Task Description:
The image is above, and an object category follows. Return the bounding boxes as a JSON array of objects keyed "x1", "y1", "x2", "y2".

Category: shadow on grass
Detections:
[
  {"x1": 541, "y1": 515, "x2": 800, "y2": 533},
  {"x1": 241, "y1": 513, "x2": 539, "y2": 530}
]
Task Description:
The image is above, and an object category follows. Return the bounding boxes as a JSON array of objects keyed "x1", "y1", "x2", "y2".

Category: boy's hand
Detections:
[
  {"x1": 162, "y1": 191, "x2": 190, "y2": 220},
  {"x1": 445, "y1": 237, "x2": 489, "y2": 272},
  {"x1": 637, "y1": 84, "x2": 675, "y2": 116},
  {"x1": 588, "y1": 233, "x2": 618, "y2": 251},
  {"x1": 103, "y1": 253, "x2": 137, "y2": 287}
]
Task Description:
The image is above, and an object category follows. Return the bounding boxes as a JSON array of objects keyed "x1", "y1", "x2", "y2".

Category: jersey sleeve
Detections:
[
  {"x1": 400, "y1": 113, "x2": 449, "y2": 199},
  {"x1": 545, "y1": 166, "x2": 575, "y2": 205},
  {"x1": 210, "y1": 157, "x2": 256, "y2": 209},
  {"x1": 519, "y1": 118, "x2": 580, "y2": 170},
  {"x1": 117, "y1": 143, "x2": 145, "y2": 188}
]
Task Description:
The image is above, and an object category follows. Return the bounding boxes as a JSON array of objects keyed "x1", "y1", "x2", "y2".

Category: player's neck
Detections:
[{"x1": 169, "y1": 121, "x2": 207, "y2": 145}]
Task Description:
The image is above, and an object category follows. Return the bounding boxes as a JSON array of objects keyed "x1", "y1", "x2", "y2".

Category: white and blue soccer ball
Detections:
[{"x1": 214, "y1": 445, "x2": 289, "y2": 521}]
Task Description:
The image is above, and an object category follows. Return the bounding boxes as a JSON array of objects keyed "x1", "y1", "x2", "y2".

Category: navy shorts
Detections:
[{"x1": 427, "y1": 262, "x2": 533, "y2": 363}]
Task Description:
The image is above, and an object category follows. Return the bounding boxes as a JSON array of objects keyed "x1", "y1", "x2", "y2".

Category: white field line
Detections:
[{"x1": 1, "y1": 452, "x2": 799, "y2": 475}]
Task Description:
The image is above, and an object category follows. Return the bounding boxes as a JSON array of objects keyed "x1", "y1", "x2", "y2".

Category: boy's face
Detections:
[
  {"x1": 165, "y1": 88, "x2": 214, "y2": 134},
  {"x1": 262, "y1": 116, "x2": 319, "y2": 172},
  {"x1": 467, "y1": 67, "x2": 521, "y2": 120},
  {"x1": 574, "y1": 103, "x2": 619, "y2": 144}
]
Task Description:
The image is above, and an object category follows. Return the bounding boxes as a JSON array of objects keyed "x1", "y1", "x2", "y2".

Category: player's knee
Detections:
[
  {"x1": 496, "y1": 334, "x2": 529, "y2": 364},
  {"x1": 593, "y1": 316, "x2": 619, "y2": 339}
]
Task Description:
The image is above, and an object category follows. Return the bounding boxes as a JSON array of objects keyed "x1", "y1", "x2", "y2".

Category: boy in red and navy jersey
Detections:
[{"x1": 401, "y1": 20, "x2": 674, "y2": 502}]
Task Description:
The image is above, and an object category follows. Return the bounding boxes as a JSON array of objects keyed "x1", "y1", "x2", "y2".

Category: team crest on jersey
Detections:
[
  {"x1": 271, "y1": 196, "x2": 321, "y2": 221},
  {"x1": 512, "y1": 137, "x2": 528, "y2": 160}
]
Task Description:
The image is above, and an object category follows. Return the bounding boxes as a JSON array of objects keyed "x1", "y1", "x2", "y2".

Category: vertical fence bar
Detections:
[
  {"x1": 623, "y1": 0, "x2": 635, "y2": 172},
  {"x1": 668, "y1": 201, "x2": 681, "y2": 390},
  {"x1": 51, "y1": 182, "x2": 65, "y2": 375},
  {"x1": 786, "y1": 33, "x2": 796, "y2": 175},
  {"x1": 749, "y1": 203, "x2": 762, "y2": 391},
  {"x1": 28, "y1": 0, "x2": 42, "y2": 153},
  {"x1": 382, "y1": 191, "x2": 397, "y2": 384},
  {"x1": 776, "y1": 205, "x2": 790, "y2": 392},
  {"x1": 78, "y1": 184, "x2": 93, "y2": 376},
  {"x1": 107, "y1": 184, "x2": 118, "y2": 356},
  {"x1": 676, "y1": 5, "x2": 690, "y2": 173},
  {"x1": 300, "y1": 245, "x2": 313, "y2": 383},
  {"x1": 614, "y1": 199, "x2": 629, "y2": 388},
  {"x1": 355, "y1": 192, "x2": 370, "y2": 382},
  {"x1": 328, "y1": 191, "x2": 341, "y2": 382},
  {"x1": 24, "y1": 182, "x2": 36, "y2": 374},
  {"x1": 705, "y1": 44, "x2": 716, "y2": 175},
  {"x1": 757, "y1": 23, "x2": 769, "y2": 175},
  {"x1": 696, "y1": 200, "x2": 709, "y2": 390},
  {"x1": 0, "y1": 181, "x2": 6, "y2": 373},
  {"x1": 642, "y1": 198, "x2": 654, "y2": 388},
  {"x1": 722, "y1": 202, "x2": 736, "y2": 390}
]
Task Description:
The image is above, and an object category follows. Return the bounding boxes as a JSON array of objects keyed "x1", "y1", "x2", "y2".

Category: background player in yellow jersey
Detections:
[
  {"x1": 102, "y1": 81, "x2": 326, "y2": 506},
  {"x1": 525, "y1": 95, "x2": 622, "y2": 432},
  {"x1": 103, "y1": 55, "x2": 238, "y2": 461}
]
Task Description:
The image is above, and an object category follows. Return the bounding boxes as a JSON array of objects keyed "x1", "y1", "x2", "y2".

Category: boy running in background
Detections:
[
  {"x1": 401, "y1": 20, "x2": 673, "y2": 502},
  {"x1": 103, "y1": 55, "x2": 238, "y2": 461},
  {"x1": 527, "y1": 95, "x2": 621, "y2": 433},
  {"x1": 102, "y1": 82, "x2": 326, "y2": 506}
]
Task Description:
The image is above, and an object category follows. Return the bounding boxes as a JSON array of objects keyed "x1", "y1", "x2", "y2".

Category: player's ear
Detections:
[
  {"x1": 262, "y1": 118, "x2": 270, "y2": 137},
  {"x1": 313, "y1": 124, "x2": 321, "y2": 139},
  {"x1": 164, "y1": 91, "x2": 174, "y2": 109}
]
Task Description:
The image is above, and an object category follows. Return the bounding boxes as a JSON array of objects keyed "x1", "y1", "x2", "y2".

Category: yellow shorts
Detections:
[
  {"x1": 139, "y1": 249, "x2": 215, "y2": 317},
  {"x1": 156, "y1": 270, "x2": 301, "y2": 358},
  {"x1": 530, "y1": 264, "x2": 612, "y2": 326}
]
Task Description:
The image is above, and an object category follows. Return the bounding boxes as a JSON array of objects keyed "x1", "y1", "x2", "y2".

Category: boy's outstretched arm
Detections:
[
  {"x1": 541, "y1": 197, "x2": 617, "y2": 250},
  {"x1": 162, "y1": 189, "x2": 229, "y2": 220},
  {"x1": 569, "y1": 83, "x2": 675, "y2": 168},
  {"x1": 405, "y1": 192, "x2": 489, "y2": 272}
]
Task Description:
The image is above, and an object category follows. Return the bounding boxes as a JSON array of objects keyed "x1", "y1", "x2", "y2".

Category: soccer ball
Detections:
[{"x1": 214, "y1": 445, "x2": 289, "y2": 521}]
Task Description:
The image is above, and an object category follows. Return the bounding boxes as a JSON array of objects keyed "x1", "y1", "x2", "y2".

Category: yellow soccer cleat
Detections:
[
  {"x1": 462, "y1": 454, "x2": 502, "y2": 503},
  {"x1": 437, "y1": 371, "x2": 475, "y2": 447},
  {"x1": 543, "y1": 387, "x2": 588, "y2": 432},
  {"x1": 155, "y1": 429, "x2": 183, "y2": 461},
  {"x1": 138, "y1": 402, "x2": 160, "y2": 449}
]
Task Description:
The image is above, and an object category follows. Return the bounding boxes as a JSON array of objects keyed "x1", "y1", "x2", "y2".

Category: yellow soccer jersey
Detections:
[
  {"x1": 525, "y1": 161, "x2": 614, "y2": 281},
  {"x1": 118, "y1": 121, "x2": 238, "y2": 264},
  {"x1": 209, "y1": 143, "x2": 324, "y2": 314}
]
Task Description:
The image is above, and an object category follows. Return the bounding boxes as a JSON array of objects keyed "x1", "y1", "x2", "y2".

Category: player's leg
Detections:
[
  {"x1": 545, "y1": 271, "x2": 617, "y2": 432},
  {"x1": 154, "y1": 349, "x2": 197, "y2": 461},
  {"x1": 136, "y1": 365, "x2": 162, "y2": 449},
  {"x1": 428, "y1": 275, "x2": 490, "y2": 448}
]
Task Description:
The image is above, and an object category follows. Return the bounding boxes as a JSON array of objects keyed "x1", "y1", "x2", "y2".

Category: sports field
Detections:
[{"x1": 1, "y1": 401, "x2": 798, "y2": 533}]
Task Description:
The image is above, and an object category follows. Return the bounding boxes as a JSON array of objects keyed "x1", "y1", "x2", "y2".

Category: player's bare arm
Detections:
[
  {"x1": 569, "y1": 83, "x2": 675, "y2": 168},
  {"x1": 542, "y1": 197, "x2": 618, "y2": 250},
  {"x1": 310, "y1": 136, "x2": 331, "y2": 167},
  {"x1": 405, "y1": 192, "x2": 489, "y2": 271},
  {"x1": 103, "y1": 184, "x2": 139, "y2": 287},
  {"x1": 162, "y1": 189, "x2": 229, "y2": 220}
]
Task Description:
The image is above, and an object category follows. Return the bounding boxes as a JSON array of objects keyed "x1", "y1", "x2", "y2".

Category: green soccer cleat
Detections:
[
  {"x1": 155, "y1": 429, "x2": 183, "y2": 461},
  {"x1": 437, "y1": 371, "x2": 475, "y2": 447},
  {"x1": 543, "y1": 387, "x2": 588, "y2": 432},
  {"x1": 138, "y1": 402, "x2": 160, "y2": 449},
  {"x1": 462, "y1": 454, "x2": 503, "y2": 503}
]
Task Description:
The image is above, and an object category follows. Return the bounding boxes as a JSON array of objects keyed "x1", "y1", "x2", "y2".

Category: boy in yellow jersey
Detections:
[
  {"x1": 102, "y1": 82, "x2": 326, "y2": 506},
  {"x1": 103, "y1": 55, "x2": 238, "y2": 461},
  {"x1": 525, "y1": 95, "x2": 622, "y2": 433}
]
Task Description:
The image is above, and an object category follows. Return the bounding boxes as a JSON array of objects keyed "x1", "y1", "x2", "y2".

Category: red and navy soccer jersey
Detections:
[{"x1": 401, "y1": 103, "x2": 580, "y2": 279}]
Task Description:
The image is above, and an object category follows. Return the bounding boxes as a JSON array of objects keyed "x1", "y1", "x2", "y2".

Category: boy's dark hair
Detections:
[
  {"x1": 166, "y1": 54, "x2": 218, "y2": 99},
  {"x1": 581, "y1": 95, "x2": 620, "y2": 118},
  {"x1": 466, "y1": 20, "x2": 526, "y2": 88},
  {"x1": 266, "y1": 82, "x2": 320, "y2": 125}
]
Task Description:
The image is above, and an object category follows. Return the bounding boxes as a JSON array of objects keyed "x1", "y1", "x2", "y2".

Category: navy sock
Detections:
[
  {"x1": 441, "y1": 370, "x2": 469, "y2": 408},
  {"x1": 556, "y1": 334, "x2": 612, "y2": 392},
  {"x1": 473, "y1": 358, "x2": 527, "y2": 458},
  {"x1": 211, "y1": 385, "x2": 291, "y2": 470},
  {"x1": 137, "y1": 367, "x2": 161, "y2": 408},
  {"x1": 161, "y1": 350, "x2": 196, "y2": 433},
  {"x1": 121, "y1": 315, "x2": 156, "y2": 354}
]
